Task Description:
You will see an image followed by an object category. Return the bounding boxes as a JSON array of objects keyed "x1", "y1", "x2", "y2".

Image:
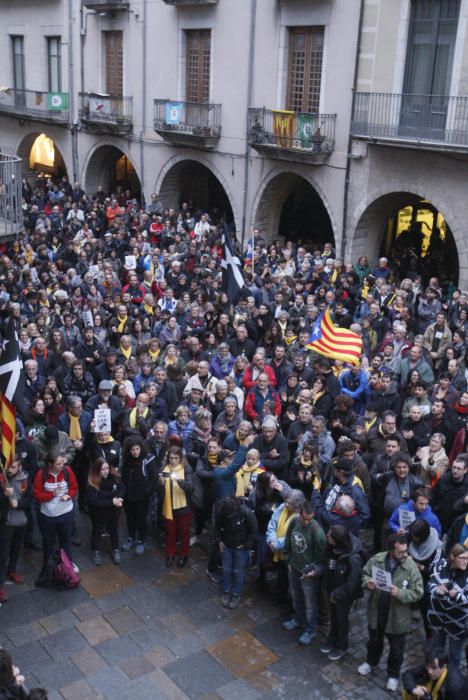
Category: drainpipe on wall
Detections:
[
  {"x1": 240, "y1": 0, "x2": 257, "y2": 248},
  {"x1": 139, "y1": 0, "x2": 147, "y2": 206},
  {"x1": 68, "y1": 0, "x2": 78, "y2": 181},
  {"x1": 340, "y1": 0, "x2": 365, "y2": 261}
]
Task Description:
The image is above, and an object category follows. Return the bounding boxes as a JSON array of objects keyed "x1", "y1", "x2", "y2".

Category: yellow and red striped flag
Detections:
[
  {"x1": 0, "y1": 316, "x2": 24, "y2": 467},
  {"x1": 306, "y1": 307, "x2": 362, "y2": 366}
]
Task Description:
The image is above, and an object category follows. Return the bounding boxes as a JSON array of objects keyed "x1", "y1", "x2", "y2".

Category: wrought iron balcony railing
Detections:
[
  {"x1": 248, "y1": 108, "x2": 336, "y2": 163},
  {"x1": 0, "y1": 153, "x2": 22, "y2": 240},
  {"x1": 351, "y1": 92, "x2": 468, "y2": 149},
  {"x1": 163, "y1": 1, "x2": 218, "y2": 6},
  {"x1": 0, "y1": 88, "x2": 69, "y2": 123},
  {"x1": 79, "y1": 92, "x2": 133, "y2": 134},
  {"x1": 154, "y1": 99, "x2": 221, "y2": 149},
  {"x1": 83, "y1": 1, "x2": 129, "y2": 10}
]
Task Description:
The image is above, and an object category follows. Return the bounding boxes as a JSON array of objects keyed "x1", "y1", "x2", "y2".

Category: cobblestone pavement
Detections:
[{"x1": 0, "y1": 518, "x2": 429, "y2": 699}]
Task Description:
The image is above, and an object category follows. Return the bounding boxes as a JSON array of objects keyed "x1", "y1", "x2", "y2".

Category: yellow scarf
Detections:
[
  {"x1": 235, "y1": 429, "x2": 248, "y2": 446},
  {"x1": 117, "y1": 315, "x2": 128, "y2": 333},
  {"x1": 273, "y1": 507, "x2": 295, "y2": 562},
  {"x1": 207, "y1": 451, "x2": 218, "y2": 466},
  {"x1": 285, "y1": 334, "x2": 297, "y2": 346},
  {"x1": 352, "y1": 475, "x2": 364, "y2": 492},
  {"x1": 68, "y1": 413, "x2": 82, "y2": 441},
  {"x1": 97, "y1": 434, "x2": 113, "y2": 444},
  {"x1": 162, "y1": 463, "x2": 187, "y2": 520},
  {"x1": 402, "y1": 668, "x2": 447, "y2": 700},
  {"x1": 129, "y1": 407, "x2": 148, "y2": 428},
  {"x1": 143, "y1": 303, "x2": 154, "y2": 316},
  {"x1": 149, "y1": 348, "x2": 160, "y2": 362},
  {"x1": 361, "y1": 282, "x2": 370, "y2": 300},
  {"x1": 365, "y1": 416, "x2": 377, "y2": 432},
  {"x1": 235, "y1": 462, "x2": 264, "y2": 497},
  {"x1": 331, "y1": 269, "x2": 339, "y2": 284},
  {"x1": 120, "y1": 344, "x2": 132, "y2": 360}
]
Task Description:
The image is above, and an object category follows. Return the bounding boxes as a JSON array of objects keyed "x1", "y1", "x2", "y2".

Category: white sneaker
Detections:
[
  {"x1": 71, "y1": 562, "x2": 80, "y2": 574},
  {"x1": 386, "y1": 677, "x2": 399, "y2": 692},
  {"x1": 357, "y1": 662, "x2": 373, "y2": 676},
  {"x1": 189, "y1": 536, "x2": 199, "y2": 546}
]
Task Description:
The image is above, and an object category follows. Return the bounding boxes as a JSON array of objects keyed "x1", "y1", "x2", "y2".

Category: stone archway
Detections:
[
  {"x1": 155, "y1": 156, "x2": 238, "y2": 227},
  {"x1": 251, "y1": 168, "x2": 336, "y2": 246},
  {"x1": 348, "y1": 190, "x2": 459, "y2": 285},
  {"x1": 17, "y1": 132, "x2": 68, "y2": 181},
  {"x1": 83, "y1": 144, "x2": 141, "y2": 200}
]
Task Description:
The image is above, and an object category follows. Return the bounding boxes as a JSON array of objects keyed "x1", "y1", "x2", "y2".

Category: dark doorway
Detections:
[{"x1": 279, "y1": 178, "x2": 334, "y2": 245}]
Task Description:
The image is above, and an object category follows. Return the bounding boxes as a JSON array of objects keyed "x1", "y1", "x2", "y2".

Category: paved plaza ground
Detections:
[{"x1": 0, "y1": 516, "x2": 428, "y2": 699}]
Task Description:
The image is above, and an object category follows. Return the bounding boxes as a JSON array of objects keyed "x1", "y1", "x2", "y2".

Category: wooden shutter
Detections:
[
  {"x1": 186, "y1": 30, "x2": 211, "y2": 103},
  {"x1": 104, "y1": 31, "x2": 123, "y2": 96},
  {"x1": 286, "y1": 27, "x2": 324, "y2": 113}
]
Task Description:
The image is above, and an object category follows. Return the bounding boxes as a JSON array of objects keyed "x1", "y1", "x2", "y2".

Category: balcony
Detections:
[
  {"x1": 153, "y1": 99, "x2": 221, "y2": 149},
  {"x1": 351, "y1": 92, "x2": 468, "y2": 152},
  {"x1": 163, "y1": 1, "x2": 218, "y2": 6},
  {"x1": 0, "y1": 88, "x2": 69, "y2": 125},
  {"x1": 79, "y1": 93, "x2": 132, "y2": 135},
  {"x1": 83, "y1": 1, "x2": 129, "y2": 11},
  {"x1": 0, "y1": 153, "x2": 22, "y2": 240},
  {"x1": 248, "y1": 108, "x2": 336, "y2": 164}
]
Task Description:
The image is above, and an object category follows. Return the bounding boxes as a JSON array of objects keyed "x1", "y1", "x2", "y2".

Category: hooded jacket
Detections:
[
  {"x1": 325, "y1": 533, "x2": 368, "y2": 601},
  {"x1": 388, "y1": 499, "x2": 442, "y2": 537}
]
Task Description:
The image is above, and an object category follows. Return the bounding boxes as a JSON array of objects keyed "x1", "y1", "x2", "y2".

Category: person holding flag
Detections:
[
  {"x1": 307, "y1": 307, "x2": 363, "y2": 366},
  {"x1": 221, "y1": 226, "x2": 245, "y2": 304}
]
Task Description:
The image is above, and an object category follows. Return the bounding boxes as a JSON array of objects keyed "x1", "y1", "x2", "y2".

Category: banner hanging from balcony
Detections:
[
  {"x1": 47, "y1": 93, "x2": 68, "y2": 111},
  {"x1": 165, "y1": 102, "x2": 183, "y2": 125},
  {"x1": 298, "y1": 113, "x2": 314, "y2": 144},
  {"x1": 90, "y1": 96, "x2": 109, "y2": 115},
  {"x1": 272, "y1": 110, "x2": 294, "y2": 147}
]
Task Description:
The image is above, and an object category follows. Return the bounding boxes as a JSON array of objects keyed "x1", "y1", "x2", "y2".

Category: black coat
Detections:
[
  {"x1": 252, "y1": 433, "x2": 289, "y2": 480},
  {"x1": 402, "y1": 663, "x2": 467, "y2": 700},
  {"x1": 87, "y1": 473, "x2": 125, "y2": 516},
  {"x1": 431, "y1": 472, "x2": 468, "y2": 534},
  {"x1": 325, "y1": 534, "x2": 367, "y2": 601},
  {"x1": 214, "y1": 503, "x2": 258, "y2": 549},
  {"x1": 121, "y1": 454, "x2": 157, "y2": 501}
]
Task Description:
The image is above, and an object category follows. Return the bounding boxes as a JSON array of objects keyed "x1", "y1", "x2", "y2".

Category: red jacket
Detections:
[
  {"x1": 33, "y1": 466, "x2": 78, "y2": 504},
  {"x1": 245, "y1": 386, "x2": 281, "y2": 421},
  {"x1": 242, "y1": 364, "x2": 277, "y2": 391}
]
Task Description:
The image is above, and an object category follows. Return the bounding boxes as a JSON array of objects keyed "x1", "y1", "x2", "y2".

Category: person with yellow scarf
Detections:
[
  {"x1": 402, "y1": 649, "x2": 466, "y2": 699},
  {"x1": 159, "y1": 446, "x2": 194, "y2": 569},
  {"x1": 266, "y1": 490, "x2": 305, "y2": 603},
  {"x1": 235, "y1": 449, "x2": 265, "y2": 497}
]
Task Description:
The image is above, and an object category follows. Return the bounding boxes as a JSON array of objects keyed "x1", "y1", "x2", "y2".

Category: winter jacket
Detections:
[
  {"x1": 121, "y1": 454, "x2": 157, "y2": 501},
  {"x1": 431, "y1": 471, "x2": 468, "y2": 534},
  {"x1": 87, "y1": 473, "x2": 125, "y2": 515},
  {"x1": 211, "y1": 446, "x2": 249, "y2": 502},
  {"x1": 252, "y1": 433, "x2": 289, "y2": 479},
  {"x1": 36, "y1": 430, "x2": 76, "y2": 469},
  {"x1": 320, "y1": 475, "x2": 370, "y2": 527},
  {"x1": 402, "y1": 663, "x2": 467, "y2": 700},
  {"x1": 33, "y1": 465, "x2": 78, "y2": 517},
  {"x1": 244, "y1": 386, "x2": 281, "y2": 421},
  {"x1": 283, "y1": 514, "x2": 326, "y2": 574},
  {"x1": 428, "y1": 557, "x2": 468, "y2": 639},
  {"x1": 0, "y1": 469, "x2": 32, "y2": 528},
  {"x1": 214, "y1": 502, "x2": 258, "y2": 550},
  {"x1": 297, "y1": 430, "x2": 336, "y2": 484},
  {"x1": 362, "y1": 550, "x2": 423, "y2": 634},
  {"x1": 388, "y1": 499, "x2": 442, "y2": 537},
  {"x1": 325, "y1": 534, "x2": 367, "y2": 601},
  {"x1": 242, "y1": 364, "x2": 277, "y2": 391},
  {"x1": 446, "y1": 513, "x2": 468, "y2": 554},
  {"x1": 248, "y1": 481, "x2": 291, "y2": 534}
]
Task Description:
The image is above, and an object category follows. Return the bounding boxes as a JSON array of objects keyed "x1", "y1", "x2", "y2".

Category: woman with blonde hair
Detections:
[
  {"x1": 159, "y1": 446, "x2": 194, "y2": 568},
  {"x1": 416, "y1": 433, "x2": 449, "y2": 488}
]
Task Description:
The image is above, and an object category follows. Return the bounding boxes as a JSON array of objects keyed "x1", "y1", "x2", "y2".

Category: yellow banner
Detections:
[{"x1": 273, "y1": 110, "x2": 294, "y2": 147}]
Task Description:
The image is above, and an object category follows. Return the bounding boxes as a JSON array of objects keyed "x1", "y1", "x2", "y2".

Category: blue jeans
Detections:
[
  {"x1": 222, "y1": 546, "x2": 250, "y2": 596},
  {"x1": 288, "y1": 567, "x2": 319, "y2": 634},
  {"x1": 431, "y1": 629, "x2": 465, "y2": 667}
]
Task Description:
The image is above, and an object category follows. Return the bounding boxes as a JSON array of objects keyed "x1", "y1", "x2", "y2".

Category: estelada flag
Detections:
[
  {"x1": 0, "y1": 317, "x2": 24, "y2": 466},
  {"x1": 307, "y1": 307, "x2": 362, "y2": 366},
  {"x1": 273, "y1": 110, "x2": 294, "y2": 147}
]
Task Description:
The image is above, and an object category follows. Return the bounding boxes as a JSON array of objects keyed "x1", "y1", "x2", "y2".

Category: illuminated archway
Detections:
[
  {"x1": 83, "y1": 145, "x2": 141, "y2": 201},
  {"x1": 351, "y1": 192, "x2": 459, "y2": 285},
  {"x1": 17, "y1": 132, "x2": 68, "y2": 180}
]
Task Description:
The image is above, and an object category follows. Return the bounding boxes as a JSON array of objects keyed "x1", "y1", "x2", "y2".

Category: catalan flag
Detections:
[
  {"x1": 0, "y1": 316, "x2": 24, "y2": 467},
  {"x1": 307, "y1": 307, "x2": 362, "y2": 366}
]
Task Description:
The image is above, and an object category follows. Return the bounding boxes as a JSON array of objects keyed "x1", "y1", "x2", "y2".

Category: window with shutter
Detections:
[
  {"x1": 286, "y1": 27, "x2": 324, "y2": 113},
  {"x1": 47, "y1": 37, "x2": 62, "y2": 93},
  {"x1": 104, "y1": 31, "x2": 123, "y2": 96},
  {"x1": 11, "y1": 36, "x2": 25, "y2": 91},
  {"x1": 186, "y1": 30, "x2": 211, "y2": 103}
]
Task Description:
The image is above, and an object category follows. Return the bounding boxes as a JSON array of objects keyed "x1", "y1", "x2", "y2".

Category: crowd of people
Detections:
[{"x1": 0, "y1": 174, "x2": 467, "y2": 698}]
